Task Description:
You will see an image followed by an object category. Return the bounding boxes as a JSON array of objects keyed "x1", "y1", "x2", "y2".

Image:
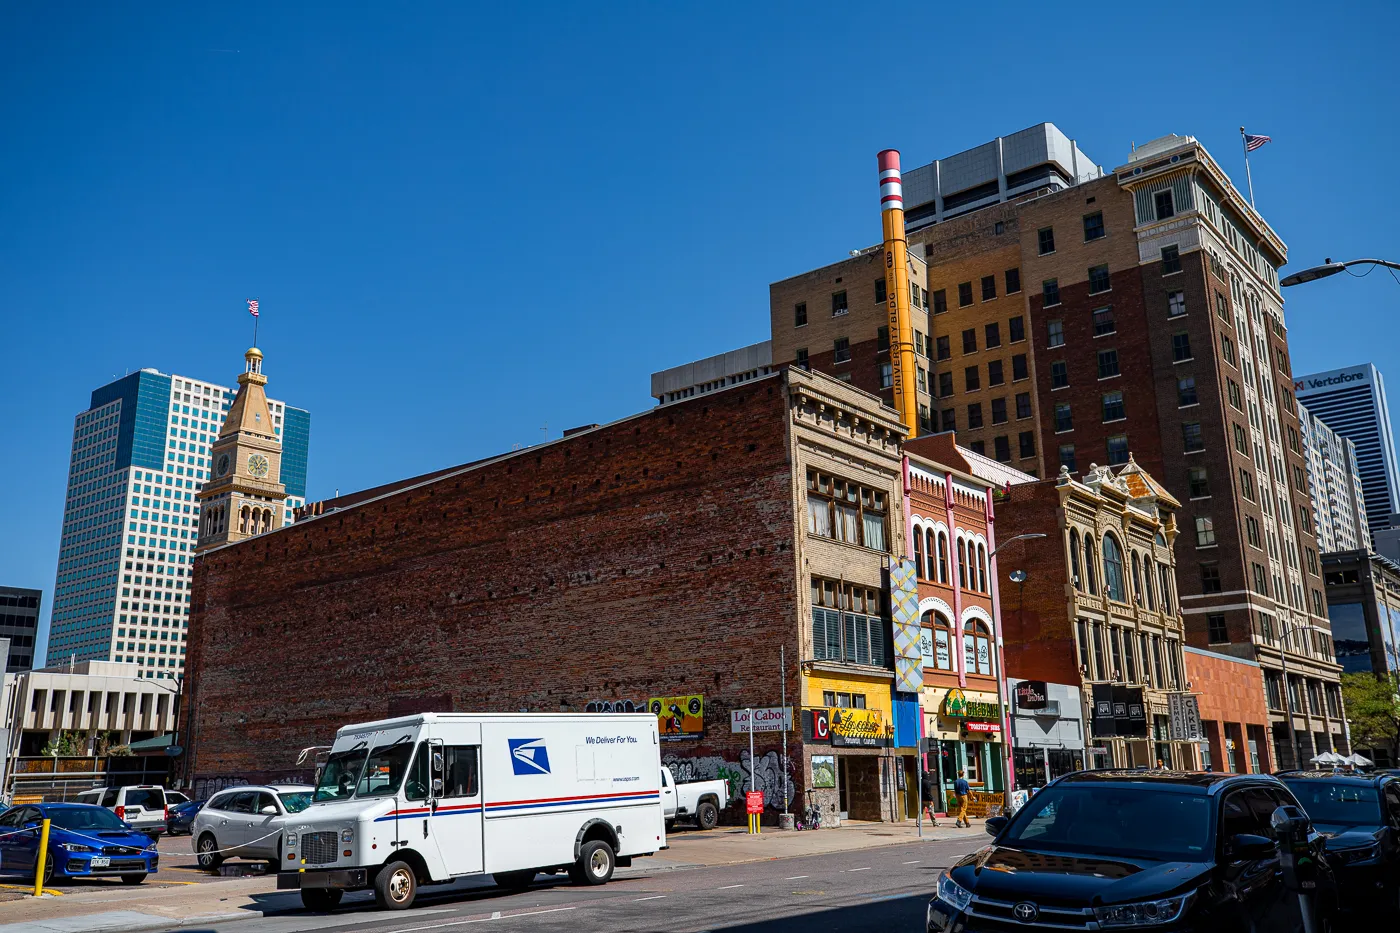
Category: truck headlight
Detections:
[
  {"x1": 341, "y1": 828, "x2": 354, "y2": 843},
  {"x1": 285, "y1": 833, "x2": 297, "y2": 847},
  {"x1": 64, "y1": 843, "x2": 97, "y2": 853},
  {"x1": 1333, "y1": 843, "x2": 1380, "y2": 864},
  {"x1": 1094, "y1": 893, "x2": 1191, "y2": 927}
]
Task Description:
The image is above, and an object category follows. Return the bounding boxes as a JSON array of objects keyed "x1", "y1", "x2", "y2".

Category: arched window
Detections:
[
  {"x1": 1144, "y1": 557, "x2": 1157, "y2": 611},
  {"x1": 964, "y1": 619, "x2": 994, "y2": 676},
  {"x1": 976, "y1": 543, "x2": 988, "y2": 592},
  {"x1": 1158, "y1": 563, "x2": 1174, "y2": 613},
  {"x1": 913, "y1": 526, "x2": 925, "y2": 579},
  {"x1": 921, "y1": 610, "x2": 954, "y2": 670},
  {"x1": 1131, "y1": 552, "x2": 1143, "y2": 605},
  {"x1": 936, "y1": 531, "x2": 949, "y2": 584},
  {"x1": 1069, "y1": 530, "x2": 1082, "y2": 589},
  {"x1": 957, "y1": 538, "x2": 968, "y2": 589},
  {"x1": 1084, "y1": 538, "x2": 1098, "y2": 595},
  {"x1": 239, "y1": 505, "x2": 250, "y2": 535},
  {"x1": 1102, "y1": 534, "x2": 1126, "y2": 602}
]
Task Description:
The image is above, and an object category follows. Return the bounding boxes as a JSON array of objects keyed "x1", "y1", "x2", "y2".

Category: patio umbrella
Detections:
[
  {"x1": 1309, "y1": 751, "x2": 1343, "y2": 766},
  {"x1": 1344, "y1": 753, "x2": 1374, "y2": 767}
]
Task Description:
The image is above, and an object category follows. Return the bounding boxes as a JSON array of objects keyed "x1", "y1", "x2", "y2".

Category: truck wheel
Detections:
[
  {"x1": 492, "y1": 869, "x2": 537, "y2": 889},
  {"x1": 301, "y1": 887, "x2": 343, "y2": 912},
  {"x1": 573, "y1": 840, "x2": 615, "y2": 885},
  {"x1": 196, "y1": 833, "x2": 223, "y2": 870},
  {"x1": 375, "y1": 860, "x2": 418, "y2": 910},
  {"x1": 697, "y1": 801, "x2": 719, "y2": 830}
]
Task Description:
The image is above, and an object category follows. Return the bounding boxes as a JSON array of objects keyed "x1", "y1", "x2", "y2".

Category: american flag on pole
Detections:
[
  {"x1": 247, "y1": 299, "x2": 259, "y2": 317},
  {"x1": 1244, "y1": 134, "x2": 1271, "y2": 152}
]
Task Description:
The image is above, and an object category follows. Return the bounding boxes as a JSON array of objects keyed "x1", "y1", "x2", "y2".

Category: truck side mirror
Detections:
[
  {"x1": 985, "y1": 816, "x2": 1008, "y2": 837},
  {"x1": 432, "y1": 752, "x2": 444, "y2": 775},
  {"x1": 431, "y1": 778, "x2": 444, "y2": 797}
]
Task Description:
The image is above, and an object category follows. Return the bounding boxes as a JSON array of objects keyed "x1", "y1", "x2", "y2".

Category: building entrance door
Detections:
[{"x1": 838, "y1": 757, "x2": 850, "y2": 820}]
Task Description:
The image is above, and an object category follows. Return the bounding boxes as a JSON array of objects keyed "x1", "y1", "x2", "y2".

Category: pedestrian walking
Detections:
[
  {"x1": 921, "y1": 770, "x2": 940, "y2": 825},
  {"x1": 953, "y1": 770, "x2": 971, "y2": 828}
]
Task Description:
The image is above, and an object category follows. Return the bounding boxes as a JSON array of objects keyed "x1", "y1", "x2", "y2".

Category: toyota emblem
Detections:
[{"x1": 1012, "y1": 901, "x2": 1039, "y2": 923}]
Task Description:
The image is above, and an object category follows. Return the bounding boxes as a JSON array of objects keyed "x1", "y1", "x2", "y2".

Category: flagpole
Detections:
[{"x1": 1239, "y1": 126, "x2": 1256, "y2": 210}]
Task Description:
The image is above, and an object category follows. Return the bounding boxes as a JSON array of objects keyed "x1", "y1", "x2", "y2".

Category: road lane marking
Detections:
[
  {"x1": 381, "y1": 906, "x2": 575, "y2": 933},
  {"x1": 843, "y1": 867, "x2": 872, "y2": 872},
  {"x1": 902, "y1": 860, "x2": 921, "y2": 864},
  {"x1": 785, "y1": 875, "x2": 808, "y2": 880},
  {"x1": 717, "y1": 883, "x2": 744, "y2": 889},
  {"x1": 634, "y1": 895, "x2": 667, "y2": 901}
]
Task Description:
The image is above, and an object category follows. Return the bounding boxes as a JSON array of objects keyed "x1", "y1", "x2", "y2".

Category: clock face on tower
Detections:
[
  {"x1": 247, "y1": 453, "x2": 270, "y2": 478},
  {"x1": 216, "y1": 454, "x2": 230, "y2": 477}
]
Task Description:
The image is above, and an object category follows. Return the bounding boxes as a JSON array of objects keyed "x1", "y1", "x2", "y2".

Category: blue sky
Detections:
[{"x1": 4, "y1": 3, "x2": 1397, "y2": 664}]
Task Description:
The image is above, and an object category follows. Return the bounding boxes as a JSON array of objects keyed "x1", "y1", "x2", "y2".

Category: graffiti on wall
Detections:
[
  {"x1": 583, "y1": 699, "x2": 647, "y2": 713},
  {"x1": 660, "y1": 750, "x2": 796, "y2": 806}
]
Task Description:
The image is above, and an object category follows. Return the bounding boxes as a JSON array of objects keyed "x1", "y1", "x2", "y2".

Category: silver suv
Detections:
[
  {"x1": 73, "y1": 785, "x2": 170, "y2": 837},
  {"x1": 191, "y1": 784, "x2": 314, "y2": 870}
]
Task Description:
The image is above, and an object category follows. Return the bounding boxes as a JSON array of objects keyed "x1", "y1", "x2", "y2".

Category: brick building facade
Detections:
[
  {"x1": 183, "y1": 368, "x2": 939, "y2": 822},
  {"x1": 767, "y1": 128, "x2": 1343, "y2": 769},
  {"x1": 904, "y1": 434, "x2": 1032, "y2": 813},
  {"x1": 996, "y1": 459, "x2": 1200, "y2": 769}
]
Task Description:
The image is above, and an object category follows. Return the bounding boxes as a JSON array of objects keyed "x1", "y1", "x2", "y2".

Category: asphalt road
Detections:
[{"x1": 152, "y1": 836, "x2": 983, "y2": 933}]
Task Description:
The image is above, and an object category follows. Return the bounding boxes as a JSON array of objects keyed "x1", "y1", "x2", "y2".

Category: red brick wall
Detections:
[
  {"x1": 993, "y1": 480, "x2": 1081, "y2": 686},
  {"x1": 1184, "y1": 647, "x2": 1269, "y2": 725},
  {"x1": 184, "y1": 378, "x2": 803, "y2": 788}
]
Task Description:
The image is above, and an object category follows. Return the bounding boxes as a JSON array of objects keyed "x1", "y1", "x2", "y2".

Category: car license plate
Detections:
[{"x1": 91, "y1": 857, "x2": 111, "y2": 868}]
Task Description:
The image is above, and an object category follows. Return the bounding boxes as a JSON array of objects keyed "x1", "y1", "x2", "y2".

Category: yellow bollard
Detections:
[{"x1": 33, "y1": 818, "x2": 51, "y2": 896}]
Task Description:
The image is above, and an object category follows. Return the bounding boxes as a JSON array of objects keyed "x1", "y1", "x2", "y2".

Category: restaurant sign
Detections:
[
  {"x1": 941, "y1": 687, "x2": 1001, "y2": 720},
  {"x1": 829, "y1": 707, "x2": 891, "y2": 748}
]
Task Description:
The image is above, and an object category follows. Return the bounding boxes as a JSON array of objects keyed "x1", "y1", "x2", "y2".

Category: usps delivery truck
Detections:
[{"x1": 277, "y1": 712, "x2": 665, "y2": 911}]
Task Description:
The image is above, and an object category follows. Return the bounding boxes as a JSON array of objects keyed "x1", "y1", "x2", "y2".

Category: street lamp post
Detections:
[
  {"x1": 1273, "y1": 622, "x2": 1303, "y2": 770},
  {"x1": 1280, "y1": 257, "x2": 1400, "y2": 288},
  {"x1": 987, "y1": 532, "x2": 1047, "y2": 797}
]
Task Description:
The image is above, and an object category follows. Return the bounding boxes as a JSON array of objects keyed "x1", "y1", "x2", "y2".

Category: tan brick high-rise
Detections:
[
  {"x1": 770, "y1": 126, "x2": 1345, "y2": 769},
  {"x1": 195, "y1": 347, "x2": 288, "y2": 552}
]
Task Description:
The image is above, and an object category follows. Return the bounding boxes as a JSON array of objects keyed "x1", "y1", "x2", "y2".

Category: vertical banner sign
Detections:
[
  {"x1": 890, "y1": 559, "x2": 922, "y2": 693},
  {"x1": 1183, "y1": 695, "x2": 1203, "y2": 741},
  {"x1": 1112, "y1": 686, "x2": 1133, "y2": 737},
  {"x1": 1168, "y1": 693, "x2": 1186, "y2": 741},
  {"x1": 1091, "y1": 683, "x2": 1116, "y2": 738},
  {"x1": 1126, "y1": 688, "x2": 1148, "y2": 738}
]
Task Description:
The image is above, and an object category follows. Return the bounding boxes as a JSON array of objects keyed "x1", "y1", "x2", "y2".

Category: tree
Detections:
[{"x1": 1340, "y1": 672, "x2": 1400, "y2": 762}]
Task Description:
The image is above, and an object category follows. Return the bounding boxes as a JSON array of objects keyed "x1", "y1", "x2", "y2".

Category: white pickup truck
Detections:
[{"x1": 659, "y1": 767, "x2": 728, "y2": 831}]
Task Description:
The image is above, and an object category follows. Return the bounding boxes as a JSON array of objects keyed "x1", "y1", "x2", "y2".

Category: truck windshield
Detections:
[
  {"x1": 357, "y1": 737, "x2": 415, "y2": 798},
  {"x1": 1001, "y1": 784, "x2": 1213, "y2": 862},
  {"x1": 314, "y1": 746, "x2": 368, "y2": 802}
]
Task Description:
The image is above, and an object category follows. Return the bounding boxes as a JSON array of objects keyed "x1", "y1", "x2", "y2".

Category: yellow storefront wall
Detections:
[
  {"x1": 921, "y1": 685, "x2": 1002, "y2": 740},
  {"x1": 804, "y1": 670, "x2": 894, "y2": 723}
]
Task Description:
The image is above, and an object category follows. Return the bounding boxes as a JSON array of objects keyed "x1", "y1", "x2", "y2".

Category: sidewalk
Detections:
[{"x1": 0, "y1": 819, "x2": 985, "y2": 933}]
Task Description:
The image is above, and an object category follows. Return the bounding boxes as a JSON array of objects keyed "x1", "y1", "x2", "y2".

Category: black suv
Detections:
[
  {"x1": 926, "y1": 771, "x2": 1334, "y2": 932},
  {"x1": 1278, "y1": 771, "x2": 1400, "y2": 914}
]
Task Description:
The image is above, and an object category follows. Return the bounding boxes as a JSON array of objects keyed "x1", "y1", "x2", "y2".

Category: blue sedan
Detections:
[
  {"x1": 0, "y1": 803, "x2": 159, "y2": 885},
  {"x1": 165, "y1": 799, "x2": 204, "y2": 836}
]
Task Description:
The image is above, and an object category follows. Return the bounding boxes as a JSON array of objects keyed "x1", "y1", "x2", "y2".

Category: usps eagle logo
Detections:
[{"x1": 508, "y1": 738, "x2": 551, "y2": 775}]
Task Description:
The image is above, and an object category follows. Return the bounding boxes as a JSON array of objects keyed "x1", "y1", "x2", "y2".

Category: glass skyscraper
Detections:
[
  {"x1": 1295, "y1": 363, "x2": 1400, "y2": 536},
  {"x1": 46, "y1": 367, "x2": 309, "y2": 677}
]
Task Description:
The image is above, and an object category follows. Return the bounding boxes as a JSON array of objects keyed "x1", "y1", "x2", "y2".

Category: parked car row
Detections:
[{"x1": 926, "y1": 769, "x2": 1400, "y2": 932}]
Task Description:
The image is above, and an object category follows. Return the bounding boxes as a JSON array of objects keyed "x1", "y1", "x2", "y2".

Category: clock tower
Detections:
[{"x1": 196, "y1": 346, "x2": 289, "y2": 552}]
